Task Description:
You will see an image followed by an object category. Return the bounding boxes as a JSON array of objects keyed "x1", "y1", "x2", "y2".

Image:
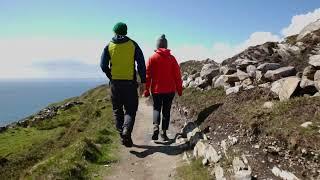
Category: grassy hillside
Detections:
[
  {"x1": 0, "y1": 85, "x2": 119, "y2": 179},
  {"x1": 174, "y1": 88, "x2": 320, "y2": 178}
]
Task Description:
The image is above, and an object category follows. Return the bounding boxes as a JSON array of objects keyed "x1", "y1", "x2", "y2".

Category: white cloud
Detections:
[
  {"x1": 0, "y1": 38, "x2": 107, "y2": 79},
  {"x1": 281, "y1": 8, "x2": 320, "y2": 37},
  {"x1": 169, "y1": 32, "x2": 281, "y2": 63}
]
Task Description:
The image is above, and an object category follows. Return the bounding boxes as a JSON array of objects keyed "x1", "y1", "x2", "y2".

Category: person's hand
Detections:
[
  {"x1": 139, "y1": 83, "x2": 145, "y2": 97},
  {"x1": 144, "y1": 90, "x2": 150, "y2": 97}
]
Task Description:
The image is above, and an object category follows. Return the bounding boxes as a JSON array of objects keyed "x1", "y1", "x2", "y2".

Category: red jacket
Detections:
[{"x1": 145, "y1": 48, "x2": 183, "y2": 96}]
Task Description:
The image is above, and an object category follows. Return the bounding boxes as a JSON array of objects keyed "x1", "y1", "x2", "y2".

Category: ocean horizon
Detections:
[{"x1": 0, "y1": 78, "x2": 108, "y2": 127}]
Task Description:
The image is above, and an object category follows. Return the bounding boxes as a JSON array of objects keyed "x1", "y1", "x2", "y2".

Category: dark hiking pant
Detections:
[
  {"x1": 110, "y1": 81, "x2": 138, "y2": 136},
  {"x1": 152, "y1": 93, "x2": 175, "y2": 131}
]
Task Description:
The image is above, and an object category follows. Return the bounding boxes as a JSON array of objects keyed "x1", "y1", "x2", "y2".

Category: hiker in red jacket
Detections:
[{"x1": 144, "y1": 34, "x2": 183, "y2": 141}]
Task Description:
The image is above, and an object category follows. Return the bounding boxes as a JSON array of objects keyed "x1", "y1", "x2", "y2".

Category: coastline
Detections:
[{"x1": 0, "y1": 78, "x2": 108, "y2": 128}]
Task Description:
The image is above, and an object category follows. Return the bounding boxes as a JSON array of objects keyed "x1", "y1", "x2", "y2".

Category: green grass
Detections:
[
  {"x1": 0, "y1": 85, "x2": 119, "y2": 179},
  {"x1": 0, "y1": 127, "x2": 64, "y2": 156},
  {"x1": 175, "y1": 159, "x2": 212, "y2": 180}
]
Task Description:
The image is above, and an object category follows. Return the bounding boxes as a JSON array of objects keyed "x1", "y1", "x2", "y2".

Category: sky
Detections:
[{"x1": 1, "y1": 0, "x2": 320, "y2": 79}]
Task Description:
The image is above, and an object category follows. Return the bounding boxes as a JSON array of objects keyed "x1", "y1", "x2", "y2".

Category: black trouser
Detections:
[
  {"x1": 152, "y1": 93, "x2": 175, "y2": 131},
  {"x1": 110, "y1": 81, "x2": 138, "y2": 136}
]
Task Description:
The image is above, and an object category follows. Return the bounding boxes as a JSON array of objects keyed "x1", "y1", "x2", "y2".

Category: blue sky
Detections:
[{"x1": 1, "y1": 1, "x2": 320, "y2": 78}]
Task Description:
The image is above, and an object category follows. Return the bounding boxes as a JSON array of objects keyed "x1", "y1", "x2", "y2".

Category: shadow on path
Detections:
[{"x1": 129, "y1": 135, "x2": 188, "y2": 158}]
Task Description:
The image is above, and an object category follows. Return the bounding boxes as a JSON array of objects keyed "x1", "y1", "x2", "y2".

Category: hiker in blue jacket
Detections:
[{"x1": 100, "y1": 22, "x2": 146, "y2": 147}]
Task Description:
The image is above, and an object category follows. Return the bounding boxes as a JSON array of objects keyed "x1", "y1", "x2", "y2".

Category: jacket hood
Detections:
[
  {"x1": 111, "y1": 35, "x2": 130, "y2": 44},
  {"x1": 155, "y1": 48, "x2": 171, "y2": 56}
]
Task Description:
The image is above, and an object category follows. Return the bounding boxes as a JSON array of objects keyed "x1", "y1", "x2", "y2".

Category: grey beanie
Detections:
[{"x1": 156, "y1": 34, "x2": 168, "y2": 49}]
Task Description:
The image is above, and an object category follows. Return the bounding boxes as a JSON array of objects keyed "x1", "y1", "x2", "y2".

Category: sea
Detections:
[{"x1": 0, "y1": 79, "x2": 108, "y2": 127}]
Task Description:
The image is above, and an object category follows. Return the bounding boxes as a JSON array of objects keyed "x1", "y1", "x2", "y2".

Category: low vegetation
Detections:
[
  {"x1": 0, "y1": 85, "x2": 119, "y2": 179},
  {"x1": 175, "y1": 159, "x2": 211, "y2": 180}
]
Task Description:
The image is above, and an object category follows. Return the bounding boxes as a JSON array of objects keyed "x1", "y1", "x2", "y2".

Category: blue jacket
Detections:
[{"x1": 100, "y1": 35, "x2": 146, "y2": 83}]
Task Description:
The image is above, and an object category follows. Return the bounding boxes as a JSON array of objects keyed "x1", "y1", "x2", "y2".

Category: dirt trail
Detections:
[{"x1": 104, "y1": 98, "x2": 184, "y2": 180}]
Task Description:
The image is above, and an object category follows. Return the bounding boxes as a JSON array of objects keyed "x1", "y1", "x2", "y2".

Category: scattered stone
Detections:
[
  {"x1": 226, "y1": 86, "x2": 242, "y2": 95},
  {"x1": 205, "y1": 144, "x2": 221, "y2": 163},
  {"x1": 309, "y1": 55, "x2": 320, "y2": 67},
  {"x1": 202, "y1": 158, "x2": 209, "y2": 166},
  {"x1": 213, "y1": 75, "x2": 225, "y2": 88},
  {"x1": 264, "y1": 66, "x2": 297, "y2": 81},
  {"x1": 214, "y1": 165, "x2": 226, "y2": 180},
  {"x1": 314, "y1": 70, "x2": 320, "y2": 91},
  {"x1": 220, "y1": 66, "x2": 237, "y2": 75},
  {"x1": 255, "y1": 70, "x2": 263, "y2": 83},
  {"x1": 313, "y1": 92, "x2": 320, "y2": 97},
  {"x1": 271, "y1": 78, "x2": 287, "y2": 95},
  {"x1": 235, "y1": 59, "x2": 257, "y2": 69},
  {"x1": 301, "y1": 121, "x2": 313, "y2": 128},
  {"x1": 193, "y1": 140, "x2": 207, "y2": 158},
  {"x1": 300, "y1": 77, "x2": 315, "y2": 88},
  {"x1": 246, "y1": 65, "x2": 257, "y2": 77},
  {"x1": 303, "y1": 66, "x2": 317, "y2": 80},
  {"x1": 272, "y1": 166, "x2": 300, "y2": 180},
  {"x1": 278, "y1": 77, "x2": 300, "y2": 101},
  {"x1": 237, "y1": 69, "x2": 250, "y2": 81},
  {"x1": 258, "y1": 82, "x2": 271, "y2": 88},
  {"x1": 263, "y1": 101, "x2": 274, "y2": 109},
  {"x1": 257, "y1": 63, "x2": 281, "y2": 73},
  {"x1": 241, "y1": 78, "x2": 253, "y2": 87},
  {"x1": 232, "y1": 157, "x2": 252, "y2": 180},
  {"x1": 200, "y1": 64, "x2": 220, "y2": 80},
  {"x1": 223, "y1": 73, "x2": 240, "y2": 84}
]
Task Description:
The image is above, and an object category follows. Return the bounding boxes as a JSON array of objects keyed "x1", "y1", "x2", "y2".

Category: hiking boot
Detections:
[
  {"x1": 122, "y1": 136, "x2": 133, "y2": 147},
  {"x1": 161, "y1": 130, "x2": 169, "y2": 141},
  {"x1": 121, "y1": 127, "x2": 133, "y2": 147},
  {"x1": 152, "y1": 125, "x2": 159, "y2": 140},
  {"x1": 122, "y1": 127, "x2": 129, "y2": 137}
]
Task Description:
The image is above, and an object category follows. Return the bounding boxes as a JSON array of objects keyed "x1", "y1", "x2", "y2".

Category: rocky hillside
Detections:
[
  {"x1": 0, "y1": 85, "x2": 118, "y2": 179},
  {"x1": 174, "y1": 19, "x2": 320, "y2": 179}
]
